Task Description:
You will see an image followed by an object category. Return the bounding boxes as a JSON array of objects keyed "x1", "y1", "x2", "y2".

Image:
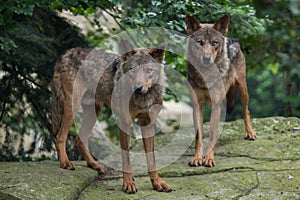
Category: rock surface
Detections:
[{"x1": 0, "y1": 117, "x2": 300, "y2": 199}]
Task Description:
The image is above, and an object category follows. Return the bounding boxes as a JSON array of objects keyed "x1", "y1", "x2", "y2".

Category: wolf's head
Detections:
[
  {"x1": 185, "y1": 15, "x2": 230, "y2": 65},
  {"x1": 119, "y1": 39, "x2": 166, "y2": 94}
]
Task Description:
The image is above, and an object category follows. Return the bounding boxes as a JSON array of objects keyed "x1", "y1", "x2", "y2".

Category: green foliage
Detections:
[
  {"x1": 252, "y1": 0, "x2": 300, "y2": 116},
  {"x1": 0, "y1": 6, "x2": 88, "y2": 161}
]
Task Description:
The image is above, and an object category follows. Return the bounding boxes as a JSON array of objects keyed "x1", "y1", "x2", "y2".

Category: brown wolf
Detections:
[
  {"x1": 51, "y1": 40, "x2": 172, "y2": 193},
  {"x1": 185, "y1": 14, "x2": 256, "y2": 167}
]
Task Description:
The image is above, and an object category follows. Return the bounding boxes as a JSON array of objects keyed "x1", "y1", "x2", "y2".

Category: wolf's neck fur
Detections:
[{"x1": 131, "y1": 84, "x2": 163, "y2": 110}]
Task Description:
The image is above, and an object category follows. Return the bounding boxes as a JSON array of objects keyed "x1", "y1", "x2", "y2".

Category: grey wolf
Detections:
[
  {"x1": 185, "y1": 14, "x2": 256, "y2": 167},
  {"x1": 51, "y1": 39, "x2": 172, "y2": 193}
]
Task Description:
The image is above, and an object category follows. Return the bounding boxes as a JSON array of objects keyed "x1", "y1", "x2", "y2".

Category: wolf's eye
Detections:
[
  {"x1": 130, "y1": 67, "x2": 135, "y2": 72},
  {"x1": 212, "y1": 41, "x2": 219, "y2": 46},
  {"x1": 147, "y1": 68, "x2": 153, "y2": 73},
  {"x1": 197, "y1": 40, "x2": 204, "y2": 46}
]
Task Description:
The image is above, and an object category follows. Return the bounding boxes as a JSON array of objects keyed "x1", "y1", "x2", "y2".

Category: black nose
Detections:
[
  {"x1": 134, "y1": 84, "x2": 143, "y2": 93},
  {"x1": 203, "y1": 54, "x2": 211, "y2": 64}
]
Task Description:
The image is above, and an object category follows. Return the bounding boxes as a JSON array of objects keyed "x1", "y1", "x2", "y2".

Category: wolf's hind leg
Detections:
[
  {"x1": 236, "y1": 79, "x2": 256, "y2": 140},
  {"x1": 55, "y1": 98, "x2": 77, "y2": 170}
]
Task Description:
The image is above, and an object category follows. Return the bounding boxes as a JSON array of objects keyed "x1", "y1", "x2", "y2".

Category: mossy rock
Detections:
[{"x1": 0, "y1": 117, "x2": 299, "y2": 199}]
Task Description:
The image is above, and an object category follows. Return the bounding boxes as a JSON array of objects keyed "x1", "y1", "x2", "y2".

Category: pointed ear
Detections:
[
  {"x1": 185, "y1": 15, "x2": 201, "y2": 35},
  {"x1": 120, "y1": 39, "x2": 134, "y2": 53},
  {"x1": 149, "y1": 45, "x2": 166, "y2": 63},
  {"x1": 120, "y1": 39, "x2": 136, "y2": 60},
  {"x1": 213, "y1": 14, "x2": 230, "y2": 36}
]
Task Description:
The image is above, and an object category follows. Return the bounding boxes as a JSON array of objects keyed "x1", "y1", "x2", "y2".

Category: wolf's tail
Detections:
[
  {"x1": 51, "y1": 73, "x2": 64, "y2": 136},
  {"x1": 226, "y1": 84, "x2": 236, "y2": 114}
]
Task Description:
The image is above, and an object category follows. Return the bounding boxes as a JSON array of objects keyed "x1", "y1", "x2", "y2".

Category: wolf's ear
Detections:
[
  {"x1": 120, "y1": 39, "x2": 136, "y2": 60},
  {"x1": 185, "y1": 15, "x2": 201, "y2": 35},
  {"x1": 213, "y1": 14, "x2": 230, "y2": 36},
  {"x1": 149, "y1": 45, "x2": 166, "y2": 63}
]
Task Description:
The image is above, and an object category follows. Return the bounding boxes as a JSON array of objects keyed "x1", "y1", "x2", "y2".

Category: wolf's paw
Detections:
[
  {"x1": 152, "y1": 178, "x2": 172, "y2": 192},
  {"x1": 188, "y1": 157, "x2": 203, "y2": 167},
  {"x1": 122, "y1": 181, "x2": 137, "y2": 194},
  {"x1": 87, "y1": 162, "x2": 105, "y2": 175},
  {"x1": 202, "y1": 157, "x2": 215, "y2": 167},
  {"x1": 122, "y1": 174, "x2": 137, "y2": 194},
  {"x1": 245, "y1": 132, "x2": 257, "y2": 140},
  {"x1": 60, "y1": 161, "x2": 75, "y2": 170}
]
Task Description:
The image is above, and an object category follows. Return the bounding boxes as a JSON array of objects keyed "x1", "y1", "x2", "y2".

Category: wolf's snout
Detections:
[
  {"x1": 203, "y1": 54, "x2": 211, "y2": 64},
  {"x1": 134, "y1": 83, "x2": 144, "y2": 94}
]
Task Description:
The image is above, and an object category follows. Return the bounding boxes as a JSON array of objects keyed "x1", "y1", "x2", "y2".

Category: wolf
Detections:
[
  {"x1": 185, "y1": 14, "x2": 256, "y2": 167},
  {"x1": 51, "y1": 39, "x2": 172, "y2": 193}
]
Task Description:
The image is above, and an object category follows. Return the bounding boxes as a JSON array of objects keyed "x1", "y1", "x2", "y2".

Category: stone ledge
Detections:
[{"x1": 0, "y1": 117, "x2": 299, "y2": 199}]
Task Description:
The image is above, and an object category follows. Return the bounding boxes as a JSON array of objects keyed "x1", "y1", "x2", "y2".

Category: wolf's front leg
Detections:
[
  {"x1": 189, "y1": 90, "x2": 204, "y2": 167},
  {"x1": 76, "y1": 104, "x2": 104, "y2": 174},
  {"x1": 119, "y1": 126, "x2": 137, "y2": 194},
  {"x1": 141, "y1": 119, "x2": 172, "y2": 192},
  {"x1": 203, "y1": 104, "x2": 221, "y2": 167}
]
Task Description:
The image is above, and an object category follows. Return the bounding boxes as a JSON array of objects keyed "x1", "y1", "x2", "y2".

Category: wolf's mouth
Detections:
[{"x1": 134, "y1": 83, "x2": 148, "y2": 94}]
